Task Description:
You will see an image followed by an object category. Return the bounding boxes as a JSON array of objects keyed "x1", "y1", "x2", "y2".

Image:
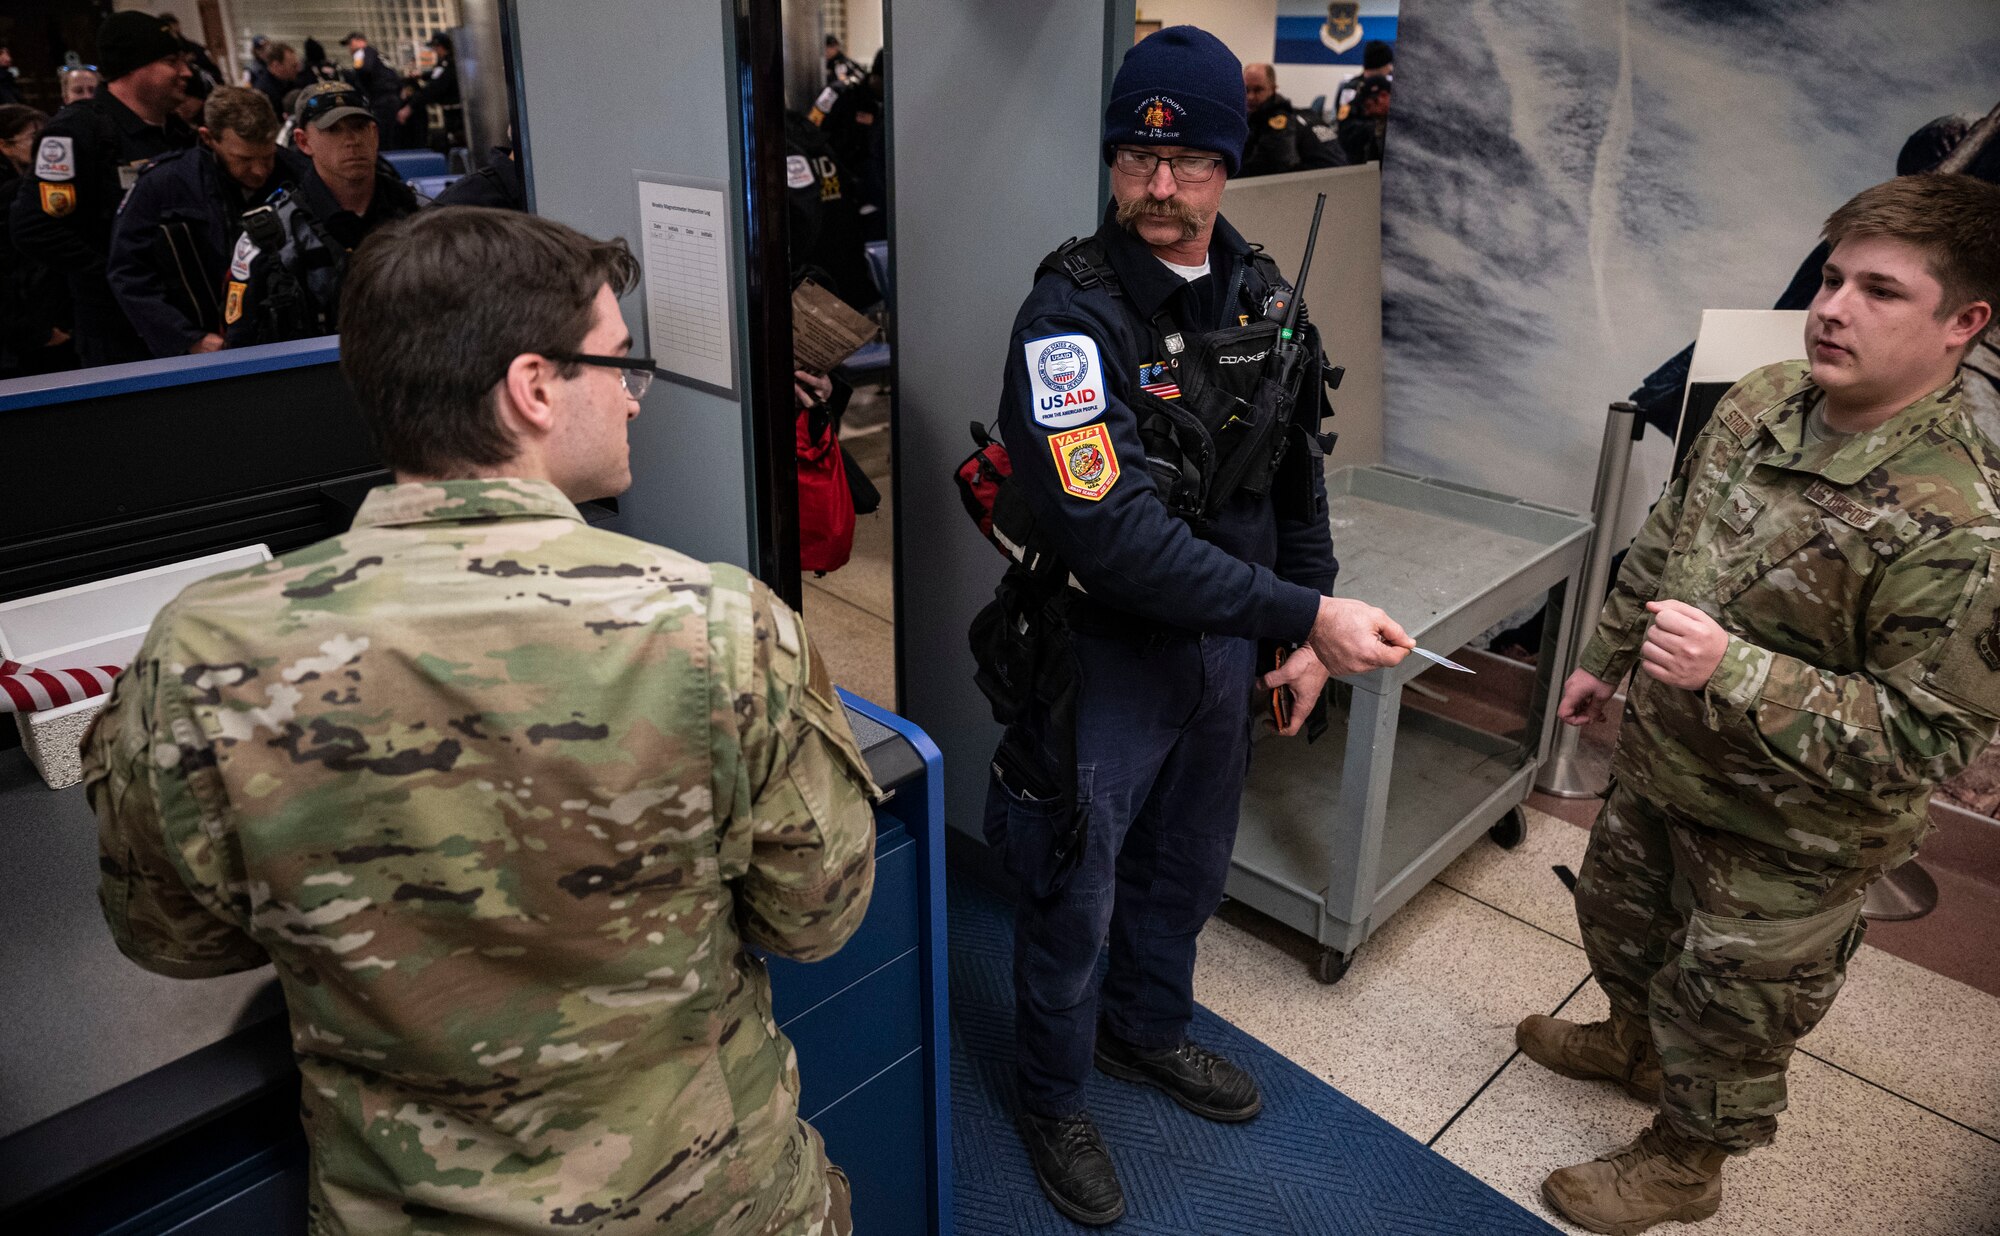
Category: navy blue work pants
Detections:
[{"x1": 986, "y1": 627, "x2": 1257, "y2": 1118}]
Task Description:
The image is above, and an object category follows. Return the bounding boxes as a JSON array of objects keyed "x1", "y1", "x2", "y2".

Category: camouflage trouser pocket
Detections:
[{"x1": 1678, "y1": 894, "x2": 1866, "y2": 1046}]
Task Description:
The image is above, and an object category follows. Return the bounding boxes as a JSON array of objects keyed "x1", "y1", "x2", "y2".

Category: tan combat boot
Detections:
[
  {"x1": 1542, "y1": 1119, "x2": 1727, "y2": 1235},
  {"x1": 1515, "y1": 1009, "x2": 1661, "y2": 1101}
]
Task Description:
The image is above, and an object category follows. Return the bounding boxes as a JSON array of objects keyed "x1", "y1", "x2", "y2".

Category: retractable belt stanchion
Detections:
[{"x1": 1536, "y1": 400, "x2": 1643, "y2": 798}]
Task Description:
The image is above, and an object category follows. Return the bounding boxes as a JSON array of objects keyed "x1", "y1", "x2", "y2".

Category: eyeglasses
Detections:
[
  {"x1": 549, "y1": 352, "x2": 658, "y2": 399},
  {"x1": 1112, "y1": 148, "x2": 1224, "y2": 183}
]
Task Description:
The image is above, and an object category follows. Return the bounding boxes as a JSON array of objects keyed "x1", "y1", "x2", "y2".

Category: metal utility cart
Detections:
[{"x1": 1228, "y1": 465, "x2": 1593, "y2": 983}]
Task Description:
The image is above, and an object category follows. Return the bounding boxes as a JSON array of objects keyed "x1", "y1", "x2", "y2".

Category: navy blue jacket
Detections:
[
  {"x1": 10, "y1": 91, "x2": 194, "y2": 364},
  {"x1": 107, "y1": 146, "x2": 303, "y2": 356},
  {"x1": 998, "y1": 206, "x2": 1338, "y2": 644},
  {"x1": 433, "y1": 146, "x2": 525, "y2": 211}
]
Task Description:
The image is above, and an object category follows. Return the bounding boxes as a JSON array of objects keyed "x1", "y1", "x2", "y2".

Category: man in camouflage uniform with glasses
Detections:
[
  {"x1": 85, "y1": 208, "x2": 877, "y2": 1235},
  {"x1": 1522, "y1": 173, "x2": 2000, "y2": 1233}
]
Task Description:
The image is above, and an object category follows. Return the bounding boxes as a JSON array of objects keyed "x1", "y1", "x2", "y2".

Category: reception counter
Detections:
[{"x1": 0, "y1": 691, "x2": 949, "y2": 1236}]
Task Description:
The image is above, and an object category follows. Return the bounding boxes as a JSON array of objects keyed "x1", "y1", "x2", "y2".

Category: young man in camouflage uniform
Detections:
[
  {"x1": 82, "y1": 206, "x2": 878, "y2": 1235},
  {"x1": 1517, "y1": 172, "x2": 2000, "y2": 1234}
]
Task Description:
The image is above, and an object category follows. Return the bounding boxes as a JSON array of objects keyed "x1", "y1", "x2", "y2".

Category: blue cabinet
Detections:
[{"x1": 1, "y1": 697, "x2": 950, "y2": 1236}]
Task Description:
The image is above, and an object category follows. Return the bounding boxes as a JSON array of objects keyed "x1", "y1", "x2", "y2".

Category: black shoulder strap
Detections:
[
  {"x1": 1243, "y1": 245, "x2": 1287, "y2": 297},
  {"x1": 1036, "y1": 234, "x2": 1122, "y2": 297}
]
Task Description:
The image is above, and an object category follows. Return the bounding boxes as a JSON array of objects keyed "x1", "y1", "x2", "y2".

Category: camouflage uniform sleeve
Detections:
[
  {"x1": 713, "y1": 574, "x2": 880, "y2": 963},
  {"x1": 1703, "y1": 524, "x2": 2000, "y2": 796},
  {"x1": 81, "y1": 634, "x2": 268, "y2": 978},
  {"x1": 1576, "y1": 430, "x2": 1704, "y2": 683}
]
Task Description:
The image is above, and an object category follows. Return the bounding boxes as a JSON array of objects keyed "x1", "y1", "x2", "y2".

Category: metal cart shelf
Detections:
[{"x1": 1228, "y1": 465, "x2": 1593, "y2": 983}]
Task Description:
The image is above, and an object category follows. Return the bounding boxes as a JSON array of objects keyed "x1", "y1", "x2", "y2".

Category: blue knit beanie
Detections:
[{"x1": 1103, "y1": 26, "x2": 1248, "y2": 176}]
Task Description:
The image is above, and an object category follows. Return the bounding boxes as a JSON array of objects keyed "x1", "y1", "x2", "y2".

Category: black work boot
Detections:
[
  {"x1": 1094, "y1": 1028, "x2": 1263, "y2": 1122},
  {"x1": 1016, "y1": 1109, "x2": 1126, "y2": 1226}
]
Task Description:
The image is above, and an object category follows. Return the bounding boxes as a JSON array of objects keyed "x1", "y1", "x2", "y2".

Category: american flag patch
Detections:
[
  {"x1": 1140, "y1": 380, "x2": 1181, "y2": 399},
  {"x1": 1138, "y1": 360, "x2": 1180, "y2": 399}
]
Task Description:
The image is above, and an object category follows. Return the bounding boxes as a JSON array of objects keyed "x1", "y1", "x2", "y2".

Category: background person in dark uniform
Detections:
[
  {"x1": 0, "y1": 103, "x2": 74, "y2": 376},
  {"x1": 248, "y1": 42, "x2": 302, "y2": 116},
  {"x1": 1336, "y1": 41, "x2": 1394, "y2": 164},
  {"x1": 59, "y1": 63, "x2": 103, "y2": 106},
  {"x1": 0, "y1": 45, "x2": 22, "y2": 107},
  {"x1": 814, "y1": 51, "x2": 885, "y2": 242},
  {"x1": 224, "y1": 81, "x2": 416, "y2": 346},
  {"x1": 434, "y1": 142, "x2": 525, "y2": 211},
  {"x1": 982, "y1": 26, "x2": 1411, "y2": 1226},
  {"x1": 161, "y1": 13, "x2": 224, "y2": 99},
  {"x1": 338, "y1": 31, "x2": 404, "y2": 143},
  {"x1": 301, "y1": 38, "x2": 340, "y2": 86},
  {"x1": 1239, "y1": 61, "x2": 1344, "y2": 177},
  {"x1": 10, "y1": 11, "x2": 193, "y2": 367},
  {"x1": 396, "y1": 33, "x2": 461, "y2": 153},
  {"x1": 822, "y1": 35, "x2": 864, "y2": 87},
  {"x1": 109, "y1": 87, "x2": 297, "y2": 358},
  {"x1": 785, "y1": 109, "x2": 873, "y2": 310}
]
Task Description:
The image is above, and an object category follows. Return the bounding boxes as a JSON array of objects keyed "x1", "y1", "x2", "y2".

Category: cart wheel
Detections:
[
  {"x1": 1312, "y1": 948, "x2": 1353, "y2": 986},
  {"x1": 1489, "y1": 806, "x2": 1527, "y2": 850}
]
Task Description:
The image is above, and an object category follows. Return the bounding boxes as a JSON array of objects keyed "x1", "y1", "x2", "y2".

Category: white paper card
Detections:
[{"x1": 635, "y1": 175, "x2": 735, "y2": 393}]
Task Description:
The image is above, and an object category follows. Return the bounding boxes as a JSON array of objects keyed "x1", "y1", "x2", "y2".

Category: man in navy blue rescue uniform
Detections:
[
  {"x1": 223, "y1": 82, "x2": 417, "y2": 347},
  {"x1": 981, "y1": 25, "x2": 1412, "y2": 1226},
  {"x1": 10, "y1": 11, "x2": 194, "y2": 366},
  {"x1": 108, "y1": 87, "x2": 300, "y2": 357}
]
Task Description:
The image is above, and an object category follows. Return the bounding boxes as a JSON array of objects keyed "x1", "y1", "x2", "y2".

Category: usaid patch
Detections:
[
  {"x1": 35, "y1": 136, "x2": 74, "y2": 182},
  {"x1": 1025, "y1": 333, "x2": 1105, "y2": 428},
  {"x1": 228, "y1": 233, "x2": 257, "y2": 280},
  {"x1": 786, "y1": 154, "x2": 814, "y2": 189},
  {"x1": 815, "y1": 86, "x2": 840, "y2": 114}
]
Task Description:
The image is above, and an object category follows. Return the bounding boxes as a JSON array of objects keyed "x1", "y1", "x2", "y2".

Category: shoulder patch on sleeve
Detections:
[
  {"x1": 35, "y1": 136, "x2": 74, "y2": 182},
  {"x1": 38, "y1": 183, "x2": 76, "y2": 217},
  {"x1": 229, "y1": 232, "x2": 258, "y2": 280},
  {"x1": 814, "y1": 86, "x2": 840, "y2": 114},
  {"x1": 1048, "y1": 423, "x2": 1121, "y2": 501},
  {"x1": 1023, "y1": 332, "x2": 1107, "y2": 429},
  {"x1": 224, "y1": 281, "x2": 246, "y2": 324},
  {"x1": 1927, "y1": 549, "x2": 2000, "y2": 716}
]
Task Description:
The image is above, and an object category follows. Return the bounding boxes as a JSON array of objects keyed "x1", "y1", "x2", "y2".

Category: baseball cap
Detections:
[{"x1": 293, "y1": 81, "x2": 373, "y2": 130}]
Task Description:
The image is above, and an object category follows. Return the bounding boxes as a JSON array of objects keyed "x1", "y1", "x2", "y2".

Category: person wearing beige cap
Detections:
[{"x1": 222, "y1": 81, "x2": 416, "y2": 347}]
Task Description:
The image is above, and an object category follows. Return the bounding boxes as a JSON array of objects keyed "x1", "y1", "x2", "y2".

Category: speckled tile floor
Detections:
[
  {"x1": 1198, "y1": 806, "x2": 2000, "y2": 1235},
  {"x1": 810, "y1": 409, "x2": 2000, "y2": 1231}
]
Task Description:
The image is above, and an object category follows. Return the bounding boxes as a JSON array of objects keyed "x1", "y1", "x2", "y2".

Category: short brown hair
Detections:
[
  {"x1": 1822, "y1": 173, "x2": 2000, "y2": 317},
  {"x1": 266, "y1": 41, "x2": 295, "y2": 63},
  {"x1": 340, "y1": 208, "x2": 641, "y2": 476},
  {"x1": 202, "y1": 86, "x2": 278, "y2": 143}
]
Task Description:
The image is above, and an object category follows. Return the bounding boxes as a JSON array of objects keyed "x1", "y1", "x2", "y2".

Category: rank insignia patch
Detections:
[
  {"x1": 1049, "y1": 423, "x2": 1120, "y2": 501},
  {"x1": 39, "y1": 183, "x2": 75, "y2": 217}
]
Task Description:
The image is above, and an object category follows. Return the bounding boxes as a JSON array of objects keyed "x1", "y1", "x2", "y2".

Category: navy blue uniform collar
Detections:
[
  {"x1": 298, "y1": 162, "x2": 406, "y2": 239},
  {"x1": 1091, "y1": 201, "x2": 1253, "y2": 322}
]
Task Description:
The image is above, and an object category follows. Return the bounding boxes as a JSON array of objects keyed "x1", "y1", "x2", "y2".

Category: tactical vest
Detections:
[
  {"x1": 969, "y1": 240, "x2": 1339, "y2": 884},
  {"x1": 1036, "y1": 234, "x2": 1331, "y2": 528},
  {"x1": 240, "y1": 188, "x2": 345, "y2": 339}
]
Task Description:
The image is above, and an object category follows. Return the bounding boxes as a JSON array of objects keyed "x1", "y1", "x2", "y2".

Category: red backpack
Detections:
[
  {"x1": 954, "y1": 421, "x2": 1015, "y2": 560},
  {"x1": 798, "y1": 405, "x2": 856, "y2": 573}
]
